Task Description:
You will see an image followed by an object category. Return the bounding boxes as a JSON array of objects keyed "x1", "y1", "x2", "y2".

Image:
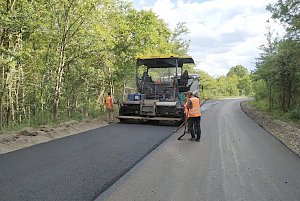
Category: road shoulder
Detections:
[{"x1": 241, "y1": 100, "x2": 300, "y2": 157}]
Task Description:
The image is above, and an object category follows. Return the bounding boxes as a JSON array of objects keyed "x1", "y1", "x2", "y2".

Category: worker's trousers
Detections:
[
  {"x1": 187, "y1": 116, "x2": 201, "y2": 140},
  {"x1": 106, "y1": 108, "x2": 114, "y2": 123}
]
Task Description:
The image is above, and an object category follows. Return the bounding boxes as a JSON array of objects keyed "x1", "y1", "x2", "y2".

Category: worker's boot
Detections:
[
  {"x1": 195, "y1": 131, "x2": 201, "y2": 142},
  {"x1": 189, "y1": 132, "x2": 196, "y2": 141}
]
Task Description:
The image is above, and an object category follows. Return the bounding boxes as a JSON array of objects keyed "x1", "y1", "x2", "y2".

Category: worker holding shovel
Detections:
[{"x1": 186, "y1": 91, "x2": 202, "y2": 142}]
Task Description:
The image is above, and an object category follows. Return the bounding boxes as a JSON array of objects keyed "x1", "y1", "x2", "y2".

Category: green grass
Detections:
[
  {"x1": 0, "y1": 123, "x2": 30, "y2": 134},
  {"x1": 249, "y1": 99, "x2": 268, "y2": 112},
  {"x1": 249, "y1": 99, "x2": 300, "y2": 125}
]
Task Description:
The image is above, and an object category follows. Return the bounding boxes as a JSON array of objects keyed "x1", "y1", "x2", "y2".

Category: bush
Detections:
[
  {"x1": 288, "y1": 107, "x2": 300, "y2": 120},
  {"x1": 88, "y1": 108, "x2": 106, "y2": 119},
  {"x1": 253, "y1": 80, "x2": 268, "y2": 100},
  {"x1": 251, "y1": 99, "x2": 269, "y2": 112}
]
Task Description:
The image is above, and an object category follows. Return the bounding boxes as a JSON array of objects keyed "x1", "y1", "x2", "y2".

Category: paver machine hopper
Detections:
[{"x1": 117, "y1": 54, "x2": 199, "y2": 124}]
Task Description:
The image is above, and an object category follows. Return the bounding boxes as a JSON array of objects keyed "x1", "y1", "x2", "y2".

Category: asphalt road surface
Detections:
[
  {"x1": 1, "y1": 99, "x2": 300, "y2": 201},
  {"x1": 0, "y1": 123, "x2": 175, "y2": 201},
  {"x1": 97, "y1": 99, "x2": 300, "y2": 201}
]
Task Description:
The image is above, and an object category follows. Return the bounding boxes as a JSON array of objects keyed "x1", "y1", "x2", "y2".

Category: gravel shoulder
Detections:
[
  {"x1": 241, "y1": 100, "x2": 300, "y2": 157},
  {"x1": 0, "y1": 118, "x2": 109, "y2": 154}
]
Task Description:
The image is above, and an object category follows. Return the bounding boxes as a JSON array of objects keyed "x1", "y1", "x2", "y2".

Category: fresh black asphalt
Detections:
[{"x1": 0, "y1": 123, "x2": 175, "y2": 201}]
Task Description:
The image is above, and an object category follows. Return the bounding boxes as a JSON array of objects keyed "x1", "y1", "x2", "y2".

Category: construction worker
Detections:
[
  {"x1": 186, "y1": 91, "x2": 202, "y2": 142},
  {"x1": 142, "y1": 71, "x2": 153, "y2": 83},
  {"x1": 179, "y1": 70, "x2": 189, "y2": 86},
  {"x1": 105, "y1": 92, "x2": 114, "y2": 124}
]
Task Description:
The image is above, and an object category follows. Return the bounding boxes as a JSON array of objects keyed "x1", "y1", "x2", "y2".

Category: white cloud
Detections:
[{"x1": 132, "y1": 0, "x2": 285, "y2": 76}]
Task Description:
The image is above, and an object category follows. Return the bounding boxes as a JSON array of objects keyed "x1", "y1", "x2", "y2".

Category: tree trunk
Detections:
[
  {"x1": 0, "y1": 64, "x2": 8, "y2": 128},
  {"x1": 266, "y1": 79, "x2": 273, "y2": 110},
  {"x1": 98, "y1": 86, "x2": 106, "y2": 108},
  {"x1": 15, "y1": 30, "x2": 24, "y2": 124},
  {"x1": 53, "y1": 59, "x2": 65, "y2": 120},
  {"x1": 286, "y1": 71, "x2": 294, "y2": 111},
  {"x1": 122, "y1": 81, "x2": 126, "y2": 101},
  {"x1": 109, "y1": 66, "x2": 114, "y2": 95},
  {"x1": 0, "y1": 97, "x2": 3, "y2": 129},
  {"x1": 53, "y1": 35, "x2": 67, "y2": 120},
  {"x1": 7, "y1": 77, "x2": 14, "y2": 126}
]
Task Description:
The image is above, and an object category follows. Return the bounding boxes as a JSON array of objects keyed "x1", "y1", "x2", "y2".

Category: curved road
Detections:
[
  {"x1": 1, "y1": 99, "x2": 300, "y2": 201},
  {"x1": 97, "y1": 99, "x2": 300, "y2": 201}
]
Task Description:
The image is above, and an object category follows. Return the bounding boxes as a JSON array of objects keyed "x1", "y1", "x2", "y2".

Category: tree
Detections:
[
  {"x1": 227, "y1": 65, "x2": 253, "y2": 96},
  {"x1": 0, "y1": 0, "x2": 36, "y2": 127},
  {"x1": 267, "y1": 0, "x2": 300, "y2": 40},
  {"x1": 171, "y1": 22, "x2": 190, "y2": 55},
  {"x1": 0, "y1": 0, "x2": 193, "y2": 129},
  {"x1": 198, "y1": 70, "x2": 218, "y2": 98},
  {"x1": 227, "y1": 65, "x2": 248, "y2": 77},
  {"x1": 254, "y1": 0, "x2": 300, "y2": 119}
]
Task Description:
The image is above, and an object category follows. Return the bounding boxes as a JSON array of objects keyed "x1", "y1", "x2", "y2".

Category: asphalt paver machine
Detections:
[{"x1": 117, "y1": 54, "x2": 199, "y2": 124}]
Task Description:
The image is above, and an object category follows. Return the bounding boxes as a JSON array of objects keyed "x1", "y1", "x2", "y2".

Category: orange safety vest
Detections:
[
  {"x1": 188, "y1": 97, "x2": 201, "y2": 117},
  {"x1": 184, "y1": 102, "x2": 189, "y2": 118},
  {"x1": 105, "y1": 96, "x2": 113, "y2": 109}
]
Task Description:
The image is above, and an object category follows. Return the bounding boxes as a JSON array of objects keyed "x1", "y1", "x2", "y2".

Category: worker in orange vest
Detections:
[
  {"x1": 186, "y1": 91, "x2": 202, "y2": 142},
  {"x1": 105, "y1": 92, "x2": 114, "y2": 124}
]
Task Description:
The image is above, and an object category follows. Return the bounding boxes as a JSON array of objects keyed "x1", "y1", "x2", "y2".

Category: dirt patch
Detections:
[
  {"x1": 0, "y1": 118, "x2": 109, "y2": 154},
  {"x1": 241, "y1": 101, "x2": 300, "y2": 157}
]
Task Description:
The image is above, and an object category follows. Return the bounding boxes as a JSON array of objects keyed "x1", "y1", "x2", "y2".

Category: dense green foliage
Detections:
[
  {"x1": 0, "y1": 0, "x2": 258, "y2": 131},
  {"x1": 253, "y1": 0, "x2": 300, "y2": 121},
  {"x1": 0, "y1": 0, "x2": 190, "y2": 129},
  {"x1": 188, "y1": 65, "x2": 253, "y2": 99},
  {"x1": 176, "y1": 60, "x2": 253, "y2": 99}
]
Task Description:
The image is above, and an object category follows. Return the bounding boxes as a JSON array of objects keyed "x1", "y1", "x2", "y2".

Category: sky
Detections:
[{"x1": 130, "y1": 0, "x2": 284, "y2": 76}]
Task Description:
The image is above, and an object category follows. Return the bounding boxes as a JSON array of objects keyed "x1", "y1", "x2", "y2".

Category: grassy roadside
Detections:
[{"x1": 249, "y1": 100, "x2": 300, "y2": 126}]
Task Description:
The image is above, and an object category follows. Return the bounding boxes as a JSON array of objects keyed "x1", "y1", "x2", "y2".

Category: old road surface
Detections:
[{"x1": 1, "y1": 99, "x2": 300, "y2": 201}]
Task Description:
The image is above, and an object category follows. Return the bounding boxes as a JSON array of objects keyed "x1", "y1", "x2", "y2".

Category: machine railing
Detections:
[{"x1": 141, "y1": 82, "x2": 177, "y2": 101}]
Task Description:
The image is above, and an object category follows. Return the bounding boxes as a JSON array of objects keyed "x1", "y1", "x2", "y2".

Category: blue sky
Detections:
[{"x1": 130, "y1": 0, "x2": 284, "y2": 76}]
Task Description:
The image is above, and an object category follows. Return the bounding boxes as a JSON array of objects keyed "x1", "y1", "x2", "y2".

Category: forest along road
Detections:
[
  {"x1": 96, "y1": 99, "x2": 300, "y2": 201},
  {"x1": 0, "y1": 123, "x2": 176, "y2": 201}
]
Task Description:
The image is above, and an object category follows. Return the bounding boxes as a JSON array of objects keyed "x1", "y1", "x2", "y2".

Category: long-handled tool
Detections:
[
  {"x1": 172, "y1": 120, "x2": 186, "y2": 134},
  {"x1": 177, "y1": 121, "x2": 187, "y2": 140}
]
